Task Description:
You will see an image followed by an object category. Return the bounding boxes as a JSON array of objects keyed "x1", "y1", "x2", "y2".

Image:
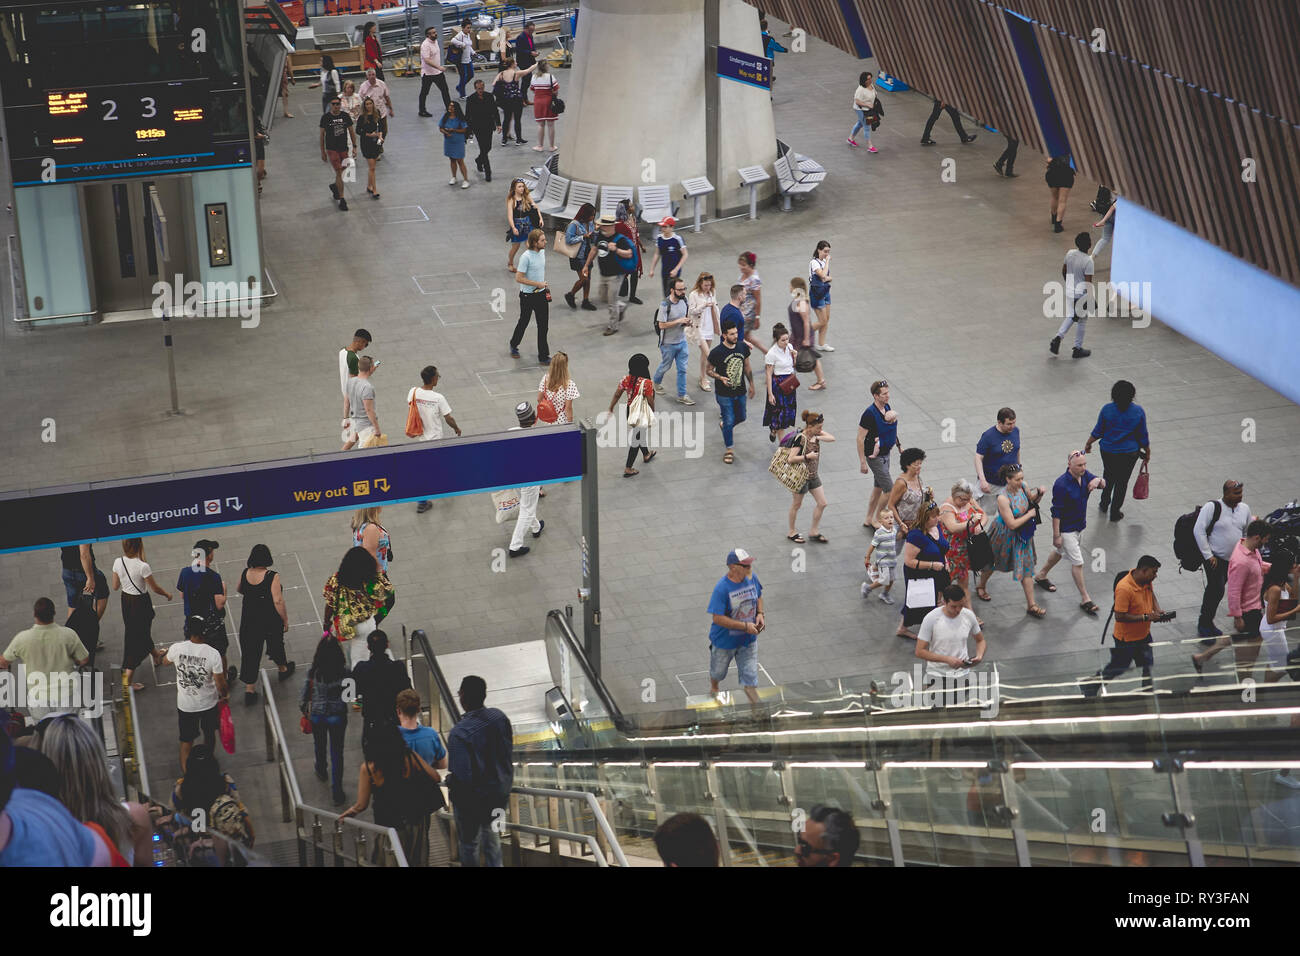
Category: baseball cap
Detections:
[
  {"x1": 725, "y1": 549, "x2": 754, "y2": 567},
  {"x1": 659, "y1": 216, "x2": 677, "y2": 227}
]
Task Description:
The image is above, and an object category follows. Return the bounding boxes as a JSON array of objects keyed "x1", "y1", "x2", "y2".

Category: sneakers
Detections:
[
  {"x1": 448, "y1": 178, "x2": 457, "y2": 186},
  {"x1": 338, "y1": 198, "x2": 348, "y2": 211},
  {"x1": 509, "y1": 342, "x2": 520, "y2": 358},
  {"x1": 819, "y1": 343, "x2": 835, "y2": 352},
  {"x1": 329, "y1": 182, "x2": 338, "y2": 199},
  {"x1": 677, "y1": 395, "x2": 696, "y2": 406},
  {"x1": 244, "y1": 691, "x2": 258, "y2": 706},
  {"x1": 867, "y1": 145, "x2": 878, "y2": 153},
  {"x1": 654, "y1": 382, "x2": 666, "y2": 394},
  {"x1": 961, "y1": 134, "x2": 977, "y2": 143},
  {"x1": 532, "y1": 519, "x2": 545, "y2": 539},
  {"x1": 847, "y1": 138, "x2": 859, "y2": 147},
  {"x1": 602, "y1": 328, "x2": 618, "y2": 336},
  {"x1": 1049, "y1": 336, "x2": 1061, "y2": 355},
  {"x1": 508, "y1": 546, "x2": 530, "y2": 558},
  {"x1": 920, "y1": 138, "x2": 936, "y2": 146},
  {"x1": 1072, "y1": 347, "x2": 1091, "y2": 358},
  {"x1": 1053, "y1": 220, "x2": 1064, "y2": 233},
  {"x1": 461, "y1": 181, "x2": 470, "y2": 189},
  {"x1": 564, "y1": 292, "x2": 577, "y2": 309},
  {"x1": 861, "y1": 581, "x2": 871, "y2": 598},
  {"x1": 416, "y1": 501, "x2": 432, "y2": 514},
  {"x1": 878, "y1": 590, "x2": 895, "y2": 605},
  {"x1": 1197, "y1": 624, "x2": 1223, "y2": 638},
  {"x1": 628, "y1": 296, "x2": 645, "y2": 305},
  {"x1": 227, "y1": 666, "x2": 238, "y2": 685},
  {"x1": 581, "y1": 300, "x2": 598, "y2": 311}
]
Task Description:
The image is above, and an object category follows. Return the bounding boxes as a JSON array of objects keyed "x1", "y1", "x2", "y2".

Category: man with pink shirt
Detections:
[
  {"x1": 1192, "y1": 519, "x2": 1271, "y2": 675},
  {"x1": 418, "y1": 26, "x2": 451, "y2": 117}
]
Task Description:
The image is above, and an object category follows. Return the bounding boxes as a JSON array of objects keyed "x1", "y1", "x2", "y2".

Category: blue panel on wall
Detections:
[
  {"x1": 1003, "y1": 9, "x2": 1070, "y2": 159},
  {"x1": 837, "y1": 0, "x2": 873, "y2": 59}
]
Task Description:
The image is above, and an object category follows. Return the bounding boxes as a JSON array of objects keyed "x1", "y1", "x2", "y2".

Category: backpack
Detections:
[
  {"x1": 1099, "y1": 569, "x2": 1135, "y2": 644},
  {"x1": 627, "y1": 379, "x2": 654, "y2": 429},
  {"x1": 1173, "y1": 501, "x2": 1220, "y2": 573},
  {"x1": 1089, "y1": 186, "x2": 1113, "y2": 215},
  {"x1": 404, "y1": 391, "x2": 424, "y2": 438},
  {"x1": 652, "y1": 306, "x2": 662, "y2": 345}
]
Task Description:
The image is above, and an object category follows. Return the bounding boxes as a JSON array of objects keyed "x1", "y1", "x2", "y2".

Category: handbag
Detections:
[
  {"x1": 1132, "y1": 460, "x2": 1150, "y2": 500},
  {"x1": 965, "y1": 517, "x2": 994, "y2": 571},
  {"x1": 793, "y1": 347, "x2": 819, "y2": 374},
  {"x1": 404, "y1": 392, "x2": 424, "y2": 438},
  {"x1": 300, "y1": 678, "x2": 315, "y2": 734},
  {"x1": 491, "y1": 488, "x2": 521, "y2": 524},
  {"x1": 553, "y1": 231, "x2": 580, "y2": 257},
  {"x1": 218, "y1": 700, "x2": 236, "y2": 755},
  {"x1": 778, "y1": 373, "x2": 800, "y2": 395},
  {"x1": 550, "y1": 95, "x2": 566, "y2": 115},
  {"x1": 768, "y1": 444, "x2": 809, "y2": 493}
]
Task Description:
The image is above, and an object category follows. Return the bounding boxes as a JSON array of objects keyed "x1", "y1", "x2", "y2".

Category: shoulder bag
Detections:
[
  {"x1": 300, "y1": 678, "x2": 315, "y2": 734},
  {"x1": 1132, "y1": 460, "x2": 1150, "y2": 500},
  {"x1": 405, "y1": 390, "x2": 424, "y2": 438},
  {"x1": 965, "y1": 516, "x2": 994, "y2": 571},
  {"x1": 627, "y1": 379, "x2": 655, "y2": 429},
  {"x1": 778, "y1": 373, "x2": 800, "y2": 394},
  {"x1": 769, "y1": 439, "x2": 809, "y2": 493}
]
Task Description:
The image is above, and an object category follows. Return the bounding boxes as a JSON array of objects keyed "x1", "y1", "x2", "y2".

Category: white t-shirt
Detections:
[
  {"x1": 853, "y1": 84, "x2": 876, "y2": 109},
  {"x1": 687, "y1": 289, "x2": 718, "y2": 337},
  {"x1": 531, "y1": 72, "x2": 557, "y2": 92},
  {"x1": 407, "y1": 387, "x2": 452, "y2": 441},
  {"x1": 169, "y1": 640, "x2": 223, "y2": 713},
  {"x1": 114, "y1": 556, "x2": 152, "y2": 596},
  {"x1": 452, "y1": 30, "x2": 474, "y2": 64},
  {"x1": 765, "y1": 342, "x2": 796, "y2": 376},
  {"x1": 809, "y1": 257, "x2": 829, "y2": 283},
  {"x1": 339, "y1": 348, "x2": 352, "y2": 397},
  {"x1": 918, "y1": 606, "x2": 981, "y2": 677},
  {"x1": 1063, "y1": 249, "x2": 1095, "y2": 300}
]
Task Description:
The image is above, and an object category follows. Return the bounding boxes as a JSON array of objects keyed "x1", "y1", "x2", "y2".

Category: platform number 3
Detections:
[{"x1": 101, "y1": 97, "x2": 157, "y2": 121}]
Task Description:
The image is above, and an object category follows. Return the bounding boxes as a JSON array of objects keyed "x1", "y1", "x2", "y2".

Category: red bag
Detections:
[
  {"x1": 218, "y1": 700, "x2": 236, "y2": 754},
  {"x1": 1132, "y1": 461, "x2": 1149, "y2": 500},
  {"x1": 404, "y1": 394, "x2": 424, "y2": 438},
  {"x1": 300, "y1": 679, "x2": 315, "y2": 734},
  {"x1": 537, "y1": 396, "x2": 558, "y2": 423}
]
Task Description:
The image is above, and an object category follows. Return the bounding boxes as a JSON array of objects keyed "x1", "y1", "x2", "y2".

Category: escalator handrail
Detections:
[
  {"x1": 410, "y1": 629, "x2": 463, "y2": 726},
  {"x1": 511, "y1": 785, "x2": 629, "y2": 867},
  {"x1": 126, "y1": 684, "x2": 151, "y2": 802},
  {"x1": 546, "y1": 609, "x2": 626, "y2": 730}
]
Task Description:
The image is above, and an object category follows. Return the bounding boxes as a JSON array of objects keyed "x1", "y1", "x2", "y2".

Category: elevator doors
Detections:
[{"x1": 83, "y1": 177, "x2": 193, "y2": 317}]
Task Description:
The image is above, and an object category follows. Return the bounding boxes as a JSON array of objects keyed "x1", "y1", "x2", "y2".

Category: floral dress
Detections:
[
  {"x1": 986, "y1": 489, "x2": 1037, "y2": 580},
  {"x1": 941, "y1": 501, "x2": 985, "y2": 578},
  {"x1": 322, "y1": 572, "x2": 393, "y2": 642}
]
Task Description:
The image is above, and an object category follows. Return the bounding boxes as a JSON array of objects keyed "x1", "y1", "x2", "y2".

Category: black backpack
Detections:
[
  {"x1": 1089, "y1": 186, "x2": 1113, "y2": 215},
  {"x1": 1099, "y1": 569, "x2": 1133, "y2": 644},
  {"x1": 652, "y1": 306, "x2": 662, "y2": 345},
  {"x1": 1173, "y1": 501, "x2": 1220, "y2": 573}
]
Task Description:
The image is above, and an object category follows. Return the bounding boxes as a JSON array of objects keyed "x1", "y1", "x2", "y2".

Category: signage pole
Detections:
[
  {"x1": 162, "y1": 307, "x2": 181, "y2": 415},
  {"x1": 704, "y1": 0, "x2": 721, "y2": 220},
  {"x1": 579, "y1": 420, "x2": 601, "y2": 677}
]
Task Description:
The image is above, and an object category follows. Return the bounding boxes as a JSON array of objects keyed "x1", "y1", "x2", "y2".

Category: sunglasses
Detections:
[{"x1": 796, "y1": 836, "x2": 834, "y2": 857}]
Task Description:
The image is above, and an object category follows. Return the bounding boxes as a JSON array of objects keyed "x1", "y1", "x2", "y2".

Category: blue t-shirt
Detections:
[
  {"x1": 1050, "y1": 470, "x2": 1099, "y2": 533},
  {"x1": 176, "y1": 567, "x2": 224, "y2": 619},
  {"x1": 1091, "y1": 402, "x2": 1148, "y2": 453},
  {"x1": 719, "y1": 302, "x2": 744, "y2": 335},
  {"x1": 976, "y1": 425, "x2": 1020, "y2": 484},
  {"x1": 707, "y1": 573, "x2": 762, "y2": 650},
  {"x1": 656, "y1": 234, "x2": 686, "y2": 276},
  {"x1": 859, "y1": 403, "x2": 898, "y2": 454},
  {"x1": 400, "y1": 724, "x2": 447, "y2": 767},
  {"x1": 516, "y1": 248, "x2": 545, "y2": 293},
  {"x1": 905, "y1": 528, "x2": 948, "y2": 564},
  {"x1": 0, "y1": 788, "x2": 99, "y2": 866}
]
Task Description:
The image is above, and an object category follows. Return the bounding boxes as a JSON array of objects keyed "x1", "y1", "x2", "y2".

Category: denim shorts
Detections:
[
  {"x1": 62, "y1": 568, "x2": 109, "y2": 608},
  {"x1": 810, "y1": 287, "x2": 831, "y2": 309},
  {"x1": 709, "y1": 641, "x2": 758, "y2": 687}
]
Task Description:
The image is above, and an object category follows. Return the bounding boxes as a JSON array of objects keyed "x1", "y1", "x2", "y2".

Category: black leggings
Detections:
[
  {"x1": 500, "y1": 101, "x2": 524, "y2": 141},
  {"x1": 626, "y1": 441, "x2": 653, "y2": 470}
]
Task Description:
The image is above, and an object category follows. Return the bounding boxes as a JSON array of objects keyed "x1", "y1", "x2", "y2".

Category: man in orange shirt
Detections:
[{"x1": 1083, "y1": 555, "x2": 1169, "y2": 694}]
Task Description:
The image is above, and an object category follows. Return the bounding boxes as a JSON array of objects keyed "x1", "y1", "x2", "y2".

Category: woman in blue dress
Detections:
[
  {"x1": 896, "y1": 497, "x2": 949, "y2": 639},
  {"x1": 977, "y1": 464, "x2": 1048, "y2": 618},
  {"x1": 440, "y1": 101, "x2": 470, "y2": 188}
]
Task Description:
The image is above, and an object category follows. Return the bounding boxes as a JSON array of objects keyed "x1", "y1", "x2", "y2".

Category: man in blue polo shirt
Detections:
[
  {"x1": 719, "y1": 283, "x2": 746, "y2": 341},
  {"x1": 858, "y1": 380, "x2": 902, "y2": 528},
  {"x1": 1034, "y1": 450, "x2": 1105, "y2": 616},
  {"x1": 707, "y1": 549, "x2": 763, "y2": 704},
  {"x1": 974, "y1": 407, "x2": 1021, "y2": 510}
]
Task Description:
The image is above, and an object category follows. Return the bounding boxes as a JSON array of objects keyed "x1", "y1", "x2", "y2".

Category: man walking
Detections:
[
  {"x1": 652, "y1": 277, "x2": 696, "y2": 406},
  {"x1": 915, "y1": 584, "x2": 986, "y2": 705},
  {"x1": 507, "y1": 402, "x2": 545, "y2": 557},
  {"x1": 418, "y1": 26, "x2": 450, "y2": 116},
  {"x1": 974, "y1": 407, "x2": 1020, "y2": 511},
  {"x1": 582, "y1": 214, "x2": 634, "y2": 336},
  {"x1": 409, "y1": 365, "x2": 461, "y2": 514},
  {"x1": 1193, "y1": 480, "x2": 1253, "y2": 637},
  {"x1": 707, "y1": 323, "x2": 755, "y2": 465},
  {"x1": 0, "y1": 598, "x2": 90, "y2": 721},
  {"x1": 447, "y1": 675, "x2": 513, "y2": 867},
  {"x1": 1049, "y1": 232, "x2": 1095, "y2": 359},
  {"x1": 858, "y1": 380, "x2": 902, "y2": 528},
  {"x1": 159, "y1": 614, "x2": 229, "y2": 770},
  {"x1": 343, "y1": 355, "x2": 380, "y2": 450},
  {"x1": 451, "y1": 19, "x2": 475, "y2": 98},
  {"x1": 719, "y1": 284, "x2": 746, "y2": 341},
  {"x1": 319, "y1": 93, "x2": 357, "y2": 211},
  {"x1": 464, "y1": 78, "x2": 499, "y2": 181},
  {"x1": 358, "y1": 67, "x2": 394, "y2": 122},
  {"x1": 513, "y1": 21, "x2": 538, "y2": 104},
  {"x1": 706, "y1": 549, "x2": 764, "y2": 704},
  {"x1": 1034, "y1": 451, "x2": 1105, "y2": 616},
  {"x1": 1082, "y1": 555, "x2": 1168, "y2": 694},
  {"x1": 339, "y1": 328, "x2": 372, "y2": 401},
  {"x1": 920, "y1": 99, "x2": 976, "y2": 145},
  {"x1": 993, "y1": 134, "x2": 1018, "y2": 176},
  {"x1": 1192, "y1": 519, "x2": 1272, "y2": 675}
]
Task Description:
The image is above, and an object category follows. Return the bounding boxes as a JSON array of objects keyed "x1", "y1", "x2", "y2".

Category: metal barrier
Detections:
[
  {"x1": 260, "y1": 669, "x2": 410, "y2": 866},
  {"x1": 127, "y1": 683, "x2": 151, "y2": 802}
]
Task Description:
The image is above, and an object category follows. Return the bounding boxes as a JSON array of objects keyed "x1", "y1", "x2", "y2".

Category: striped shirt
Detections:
[{"x1": 871, "y1": 526, "x2": 898, "y2": 568}]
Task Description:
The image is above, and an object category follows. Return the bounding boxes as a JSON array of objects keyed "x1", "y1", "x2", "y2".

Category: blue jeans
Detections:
[
  {"x1": 850, "y1": 108, "x2": 871, "y2": 142},
  {"x1": 456, "y1": 62, "x2": 474, "y2": 97},
  {"x1": 454, "y1": 801, "x2": 504, "y2": 867},
  {"x1": 716, "y1": 392, "x2": 747, "y2": 448},
  {"x1": 312, "y1": 713, "x2": 347, "y2": 794},
  {"x1": 654, "y1": 338, "x2": 690, "y2": 397}
]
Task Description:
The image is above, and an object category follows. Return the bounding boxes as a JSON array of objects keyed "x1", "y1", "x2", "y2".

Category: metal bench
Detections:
[
  {"x1": 535, "y1": 174, "x2": 570, "y2": 220},
  {"x1": 520, "y1": 164, "x2": 550, "y2": 197},
  {"x1": 737, "y1": 165, "x2": 771, "y2": 220},
  {"x1": 559, "y1": 181, "x2": 600, "y2": 222},
  {"x1": 679, "y1": 176, "x2": 715, "y2": 232},
  {"x1": 599, "y1": 185, "x2": 634, "y2": 220},
  {"x1": 773, "y1": 155, "x2": 818, "y2": 211},
  {"x1": 637, "y1": 184, "x2": 678, "y2": 225}
]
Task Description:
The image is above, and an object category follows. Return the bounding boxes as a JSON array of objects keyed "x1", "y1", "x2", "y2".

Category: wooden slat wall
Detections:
[{"x1": 748, "y1": 0, "x2": 860, "y2": 58}]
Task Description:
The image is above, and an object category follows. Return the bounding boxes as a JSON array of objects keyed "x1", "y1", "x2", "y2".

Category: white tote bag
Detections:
[
  {"x1": 627, "y1": 379, "x2": 655, "y2": 429},
  {"x1": 491, "y1": 489, "x2": 521, "y2": 524},
  {"x1": 905, "y1": 578, "x2": 936, "y2": 611}
]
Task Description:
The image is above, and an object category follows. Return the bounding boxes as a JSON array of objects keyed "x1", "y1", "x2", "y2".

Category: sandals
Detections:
[
  {"x1": 722, "y1": 451, "x2": 734, "y2": 465},
  {"x1": 788, "y1": 533, "x2": 806, "y2": 543},
  {"x1": 809, "y1": 381, "x2": 827, "y2": 390},
  {"x1": 975, "y1": 586, "x2": 992, "y2": 602},
  {"x1": 1026, "y1": 605, "x2": 1047, "y2": 618},
  {"x1": 130, "y1": 682, "x2": 146, "y2": 692},
  {"x1": 643, "y1": 450, "x2": 657, "y2": 464},
  {"x1": 809, "y1": 533, "x2": 829, "y2": 544},
  {"x1": 699, "y1": 379, "x2": 712, "y2": 391},
  {"x1": 622, "y1": 470, "x2": 638, "y2": 477},
  {"x1": 1033, "y1": 577, "x2": 1057, "y2": 592},
  {"x1": 1080, "y1": 601, "x2": 1100, "y2": 616}
]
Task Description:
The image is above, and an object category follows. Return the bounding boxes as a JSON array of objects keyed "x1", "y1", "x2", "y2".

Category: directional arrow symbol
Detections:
[
  {"x1": 226, "y1": 497, "x2": 243, "y2": 511},
  {"x1": 374, "y1": 478, "x2": 391, "y2": 492}
]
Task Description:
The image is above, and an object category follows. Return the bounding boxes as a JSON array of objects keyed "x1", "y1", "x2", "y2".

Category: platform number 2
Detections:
[{"x1": 102, "y1": 97, "x2": 157, "y2": 121}]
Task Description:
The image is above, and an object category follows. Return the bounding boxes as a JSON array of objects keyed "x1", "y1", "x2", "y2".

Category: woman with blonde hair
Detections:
[
  {"x1": 897, "y1": 494, "x2": 950, "y2": 639},
  {"x1": 38, "y1": 714, "x2": 155, "y2": 865},
  {"x1": 538, "y1": 351, "x2": 580, "y2": 424},
  {"x1": 785, "y1": 410, "x2": 835, "y2": 543},
  {"x1": 351, "y1": 507, "x2": 393, "y2": 574},
  {"x1": 506, "y1": 178, "x2": 540, "y2": 273},
  {"x1": 940, "y1": 479, "x2": 986, "y2": 615},
  {"x1": 512, "y1": 227, "x2": 551, "y2": 363},
  {"x1": 339, "y1": 78, "x2": 363, "y2": 120},
  {"x1": 786, "y1": 276, "x2": 827, "y2": 390},
  {"x1": 687, "y1": 272, "x2": 720, "y2": 391},
  {"x1": 530, "y1": 59, "x2": 560, "y2": 151},
  {"x1": 111, "y1": 537, "x2": 170, "y2": 692}
]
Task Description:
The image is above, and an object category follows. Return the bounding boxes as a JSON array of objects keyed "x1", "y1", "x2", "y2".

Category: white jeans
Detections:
[{"x1": 510, "y1": 485, "x2": 541, "y2": 551}]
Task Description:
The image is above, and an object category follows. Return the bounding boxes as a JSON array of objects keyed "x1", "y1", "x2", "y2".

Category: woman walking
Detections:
[
  {"x1": 301, "y1": 635, "x2": 351, "y2": 804},
  {"x1": 808, "y1": 240, "x2": 834, "y2": 350},
  {"x1": 493, "y1": 57, "x2": 534, "y2": 145},
  {"x1": 1257, "y1": 557, "x2": 1300, "y2": 683},
  {"x1": 506, "y1": 179, "x2": 540, "y2": 273},
  {"x1": 737, "y1": 251, "x2": 765, "y2": 354},
  {"x1": 356, "y1": 96, "x2": 386, "y2": 199},
  {"x1": 362, "y1": 21, "x2": 384, "y2": 79},
  {"x1": 324, "y1": 546, "x2": 394, "y2": 667},
  {"x1": 563, "y1": 203, "x2": 597, "y2": 309},
  {"x1": 886, "y1": 447, "x2": 927, "y2": 537},
  {"x1": 897, "y1": 497, "x2": 950, "y2": 639},
  {"x1": 762, "y1": 323, "x2": 798, "y2": 442},
  {"x1": 538, "y1": 352, "x2": 579, "y2": 423},
  {"x1": 339, "y1": 78, "x2": 362, "y2": 120},
  {"x1": 280, "y1": 61, "x2": 295, "y2": 118},
  {"x1": 848, "y1": 71, "x2": 880, "y2": 151},
  {"x1": 1084, "y1": 379, "x2": 1150, "y2": 523},
  {"x1": 111, "y1": 538, "x2": 170, "y2": 693},
  {"x1": 1045, "y1": 155, "x2": 1075, "y2": 233},
  {"x1": 786, "y1": 410, "x2": 835, "y2": 544},
  {"x1": 351, "y1": 507, "x2": 393, "y2": 575},
  {"x1": 309, "y1": 54, "x2": 341, "y2": 113},
  {"x1": 511, "y1": 228, "x2": 551, "y2": 363},
  {"x1": 236, "y1": 544, "x2": 294, "y2": 706},
  {"x1": 688, "y1": 272, "x2": 720, "y2": 391},
  {"x1": 787, "y1": 277, "x2": 827, "y2": 389},
  {"x1": 977, "y1": 464, "x2": 1048, "y2": 617},
  {"x1": 939, "y1": 480, "x2": 986, "y2": 615},
  {"x1": 440, "y1": 100, "x2": 470, "y2": 188},
  {"x1": 607, "y1": 353, "x2": 658, "y2": 477},
  {"x1": 530, "y1": 60, "x2": 559, "y2": 151},
  {"x1": 339, "y1": 723, "x2": 442, "y2": 866}
]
